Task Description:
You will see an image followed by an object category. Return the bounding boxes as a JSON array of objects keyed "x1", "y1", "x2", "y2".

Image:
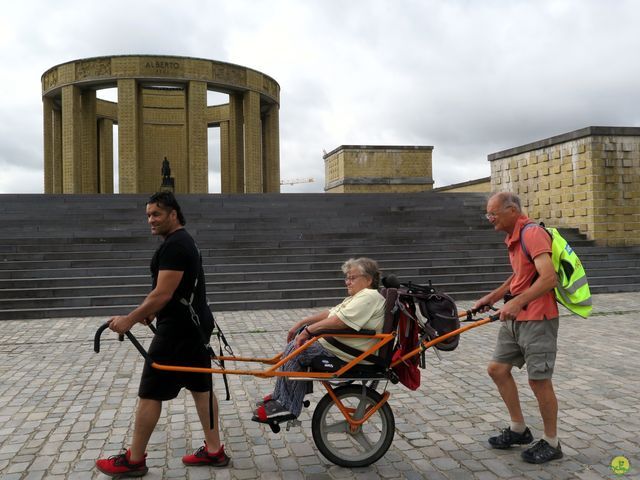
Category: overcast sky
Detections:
[{"x1": 1, "y1": 0, "x2": 639, "y2": 193}]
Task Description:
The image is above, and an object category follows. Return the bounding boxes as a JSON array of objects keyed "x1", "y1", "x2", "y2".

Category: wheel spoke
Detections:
[
  {"x1": 354, "y1": 396, "x2": 368, "y2": 420},
  {"x1": 323, "y1": 419, "x2": 349, "y2": 434},
  {"x1": 353, "y1": 431, "x2": 374, "y2": 450}
]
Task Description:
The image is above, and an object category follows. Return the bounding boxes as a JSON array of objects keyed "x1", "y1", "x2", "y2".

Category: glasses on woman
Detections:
[{"x1": 344, "y1": 274, "x2": 365, "y2": 282}]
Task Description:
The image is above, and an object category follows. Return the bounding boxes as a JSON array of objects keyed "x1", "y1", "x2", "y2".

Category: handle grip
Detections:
[
  {"x1": 94, "y1": 322, "x2": 153, "y2": 363},
  {"x1": 94, "y1": 322, "x2": 110, "y2": 353}
]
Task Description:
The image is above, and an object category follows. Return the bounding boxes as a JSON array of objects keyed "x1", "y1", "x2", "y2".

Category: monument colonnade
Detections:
[{"x1": 41, "y1": 55, "x2": 280, "y2": 194}]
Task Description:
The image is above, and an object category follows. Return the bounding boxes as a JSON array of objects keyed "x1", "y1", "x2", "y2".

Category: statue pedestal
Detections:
[{"x1": 160, "y1": 177, "x2": 175, "y2": 193}]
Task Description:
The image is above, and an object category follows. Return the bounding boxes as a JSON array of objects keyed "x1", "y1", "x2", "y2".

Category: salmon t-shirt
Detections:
[{"x1": 505, "y1": 215, "x2": 559, "y2": 321}]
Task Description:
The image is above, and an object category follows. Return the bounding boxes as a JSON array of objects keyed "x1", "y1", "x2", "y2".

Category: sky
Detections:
[{"x1": 1, "y1": 0, "x2": 640, "y2": 193}]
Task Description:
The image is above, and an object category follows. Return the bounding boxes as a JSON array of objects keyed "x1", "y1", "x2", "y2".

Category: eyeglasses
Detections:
[
  {"x1": 344, "y1": 274, "x2": 366, "y2": 282},
  {"x1": 485, "y1": 205, "x2": 513, "y2": 220}
]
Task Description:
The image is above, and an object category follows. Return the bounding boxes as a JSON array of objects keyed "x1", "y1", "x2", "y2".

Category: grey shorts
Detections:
[{"x1": 492, "y1": 318, "x2": 559, "y2": 380}]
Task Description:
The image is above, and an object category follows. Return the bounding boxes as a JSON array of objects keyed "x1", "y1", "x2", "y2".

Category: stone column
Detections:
[
  {"x1": 117, "y1": 79, "x2": 141, "y2": 193},
  {"x1": 98, "y1": 118, "x2": 114, "y2": 193},
  {"x1": 228, "y1": 93, "x2": 244, "y2": 193},
  {"x1": 243, "y1": 90, "x2": 262, "y2": 193},
  {"x1": 43, "y1": 96, "x2": 54, "y2": 193},
  {"x1": 219, "y1": 121, "x2": 231, "y2": 193},
  {"x1": 81, "y1": 90, "x2": 98, "y2": 193},
  {"x1": 187, "y1": 80, "x2": 208, "y2": 193},
  {"x1": 262, "y1": 103, "x2": 280, "y2": 193},
  {"x1": 61, "y1": 85, "x2": 82, "y2": 193},
  {"x1": 52, "y1": 108, "x2": 63, "y2": 193}
]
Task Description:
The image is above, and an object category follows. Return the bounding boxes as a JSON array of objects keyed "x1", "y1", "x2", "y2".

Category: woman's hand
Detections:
[
  {"x1": 287, "y1": 323, "x2": 303, "y2": 342},
  {"x1": 294, "y1": 327, "x2": 312, "y2": 348}
]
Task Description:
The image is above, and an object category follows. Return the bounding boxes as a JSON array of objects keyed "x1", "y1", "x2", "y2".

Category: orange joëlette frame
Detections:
[
  {"x1": 150, "y1": 330, "x2": 399, "y2": 431},
  {"x1": 95, "y1": 311, "x2": 496, "y2": 430},
  {"x1": 149, "y1": 314, "x2": 495, "y2": 378},
  {"x1": 150, "y1": 331, "x2": 396, "y2": 379},
  {"x1": 147, "y1": 315, "x2": 495, "y2": 430}
]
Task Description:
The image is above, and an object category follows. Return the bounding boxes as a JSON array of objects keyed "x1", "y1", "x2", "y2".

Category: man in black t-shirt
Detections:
[{"x1": 96, "y1": 192, "x2": 230, "y2": 478}]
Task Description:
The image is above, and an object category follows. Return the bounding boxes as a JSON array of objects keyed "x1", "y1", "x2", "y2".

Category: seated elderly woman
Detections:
[{"x1": 252, "y1": 257, "x2": 385, "y2": 422}]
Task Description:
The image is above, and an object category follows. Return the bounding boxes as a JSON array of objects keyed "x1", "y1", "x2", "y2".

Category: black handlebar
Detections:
[
  {"x1": 93, "y1": 322, "x2": 153, "y2": 362},
  {"x1": 93, "y1": 322, "x2": 110, "y2": 353}
]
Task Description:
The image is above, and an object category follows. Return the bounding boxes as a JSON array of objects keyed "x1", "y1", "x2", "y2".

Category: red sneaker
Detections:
[
  {"x1": 255, "y1": 393, "x2": 273, "y2": 407},
  {"x1": 182, "y1": 442, "x2": 230, "y2": 467},
  {"x1": 95, "y1": 449, "x2": 148, "y2": 478},
  {"x1": 253, "y1": 399, "x2": 294, "y2": 422}
]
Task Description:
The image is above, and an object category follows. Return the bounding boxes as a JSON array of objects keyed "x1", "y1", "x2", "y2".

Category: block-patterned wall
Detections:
[
  {"x1": 324, "y1": 146, "x2": 434, "y2": 193},
  {"x1": 489, "y1": 127, "x2": 640, "y2": 246},
  {"x1": 140, "y1": 88, "x2": 188, "y2": 193}
]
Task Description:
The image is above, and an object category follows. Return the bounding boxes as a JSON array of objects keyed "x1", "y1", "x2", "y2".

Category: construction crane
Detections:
[{"x1": 280, "y1": 177, "x2": 315, "y2": 186}]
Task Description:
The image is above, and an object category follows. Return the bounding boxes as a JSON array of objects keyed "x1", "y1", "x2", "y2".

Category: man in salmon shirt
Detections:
[{"x1": 473, "y1": 192, "x2": 563, "y2": 464}]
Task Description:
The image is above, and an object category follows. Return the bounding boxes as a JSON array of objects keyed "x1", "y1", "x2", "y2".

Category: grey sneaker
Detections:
[
  {"x1": 521, "y1": 439, "x2": 563, "y2": 464},
  {"x1": 488, "y1": 427, "x2": 533, "y2": 449}
]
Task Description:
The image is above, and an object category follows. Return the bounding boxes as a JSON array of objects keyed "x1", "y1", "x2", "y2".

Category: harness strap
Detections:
[
  {"x1": 177, "y1": 251, "x2": 233, "y2": 429},
  {"x1": 397, "y1": 298, "x2": 438, "y2": 341},
  {"x1": 323, "y1": 337, "x2": 387, "y2": 368}
]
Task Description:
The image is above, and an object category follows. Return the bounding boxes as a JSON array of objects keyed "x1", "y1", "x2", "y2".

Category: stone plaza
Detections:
[{"x1": 0, "y1": 293, "x2": 638, "y2": 479}]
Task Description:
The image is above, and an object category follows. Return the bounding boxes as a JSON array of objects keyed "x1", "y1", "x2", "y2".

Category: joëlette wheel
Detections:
[{"x1": 311, "y1": 384, "x2": 395, "y2": 467}]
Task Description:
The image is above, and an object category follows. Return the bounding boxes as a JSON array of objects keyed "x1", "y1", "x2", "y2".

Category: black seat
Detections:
[{"x1": 310, "y1": 288, "x2": 399, "y2": 379}]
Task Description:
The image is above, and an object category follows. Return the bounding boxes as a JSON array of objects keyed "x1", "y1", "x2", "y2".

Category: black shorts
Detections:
[{"x1": 138, "y1": 334, "x2": 212, "y2": 401}]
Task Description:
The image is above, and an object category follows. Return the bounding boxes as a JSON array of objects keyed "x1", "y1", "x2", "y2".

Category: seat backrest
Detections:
[{"x1": 378, "y1": 287, "x2": 399, "y2": 365}]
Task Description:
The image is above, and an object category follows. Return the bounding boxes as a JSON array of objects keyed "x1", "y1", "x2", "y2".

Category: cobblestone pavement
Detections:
[{"x1": 0, "y1": 293, "x2": 638, "y2": 480}]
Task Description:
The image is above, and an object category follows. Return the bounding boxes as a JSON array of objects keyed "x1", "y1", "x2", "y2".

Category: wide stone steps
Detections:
[
  {"x1": 1, "y1": 256, "x2": 637, "y2": 292},
  {"x1": 2, "y1": 274, "x2": 638, "y2": 320},
  {"x1": 0, "y1": 247, "x2": 635, "y2": 280},
  {"x1": 1, "y1": 192, "x2": 639, "y2": 320}
]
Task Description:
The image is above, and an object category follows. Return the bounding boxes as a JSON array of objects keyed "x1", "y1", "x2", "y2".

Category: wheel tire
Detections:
[{"x1": 311, "y1": 384, "x2": 395, "y2": 467}]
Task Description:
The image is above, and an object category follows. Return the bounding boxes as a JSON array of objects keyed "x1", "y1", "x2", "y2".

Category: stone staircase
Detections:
[{"x1": 1, "y1": 193, "x2": 639, "y2": 320}]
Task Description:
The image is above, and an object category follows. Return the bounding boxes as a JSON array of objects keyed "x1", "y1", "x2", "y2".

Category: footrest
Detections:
[{"x1": 251, "y1": 413, "x2": 297, "y2": 433}]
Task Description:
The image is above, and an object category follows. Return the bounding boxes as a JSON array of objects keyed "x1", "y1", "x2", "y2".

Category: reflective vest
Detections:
[{"x1": 521, "y1": 223, "x2": 592, "y2": 318}]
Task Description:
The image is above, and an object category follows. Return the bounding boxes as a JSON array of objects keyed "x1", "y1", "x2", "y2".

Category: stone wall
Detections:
[
  {"x1": 489, "y1": 126, "x2": 640, "y2": 246},
  {"x1": 324, "y1": 145, "x2": 434, "y2": 193},
  {"x1": 433, "y1": 176, "x2": 491, "y2": 193}
]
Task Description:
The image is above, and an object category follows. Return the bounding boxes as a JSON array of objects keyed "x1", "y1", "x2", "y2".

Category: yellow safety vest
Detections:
[{"x1": 521, "y1": 223, "x2": 592, "y2": 319}]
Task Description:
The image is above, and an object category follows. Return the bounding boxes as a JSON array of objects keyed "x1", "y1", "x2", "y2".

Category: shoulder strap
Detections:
[
  {"x1": 178, "y1": 250, "x2": 233, "y2": 412},
  {"x1": 519, "y1": 222, "x2": 551, "y2": 262},
  {"x1": 178, "y1": 251, "x2": 213, "y2": 353}
]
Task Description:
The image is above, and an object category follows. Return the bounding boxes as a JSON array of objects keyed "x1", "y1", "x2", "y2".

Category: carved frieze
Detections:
[
  {"x1": 262, "y1": 76, "x2": 279, "y2": 99},
  {"x1": 42, "y1": 69, "x2": 58, "y2": 91},
  {"x1": 213, "y1": 64, "x2": 246, "y2": 87},
  {"x1": 76, "y1": 58, "x2": 111, "y2": 79}
]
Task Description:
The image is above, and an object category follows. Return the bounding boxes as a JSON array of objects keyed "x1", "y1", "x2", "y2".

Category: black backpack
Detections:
[
  {"x1": 416, "y1": 291, "x2": 460, "y2": 351},
  {"x1": 382, "y1": 275, "x2": 461, "y2": 352}
]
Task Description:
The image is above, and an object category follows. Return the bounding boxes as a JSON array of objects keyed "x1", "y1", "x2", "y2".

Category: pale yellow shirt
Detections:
[{"x1": 319, "y1": 288, "x2": 386, "y2": 363}]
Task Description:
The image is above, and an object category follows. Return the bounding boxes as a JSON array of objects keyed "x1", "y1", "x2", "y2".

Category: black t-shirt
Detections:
[{"x1": 150, "y1": 228, "x2": 213, "y2": 342}]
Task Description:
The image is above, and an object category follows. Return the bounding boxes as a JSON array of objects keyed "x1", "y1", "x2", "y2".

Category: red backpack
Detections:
[{"x1": 391, "y1": 299, "x2": 421, "y2": 390}]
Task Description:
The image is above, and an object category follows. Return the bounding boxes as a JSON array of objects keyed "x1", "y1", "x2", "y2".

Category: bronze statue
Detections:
[
  {"x1": 160, "y1": 157, "x2": 175, "y2": 192},
  {"x1": 161, "y1": 157, "x2": 171, "y2": 180}
]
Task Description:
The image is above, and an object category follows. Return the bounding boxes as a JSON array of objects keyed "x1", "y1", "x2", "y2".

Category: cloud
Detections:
[{"x1": 2, "y1": 0, "x2": 640, "y2": 193}]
